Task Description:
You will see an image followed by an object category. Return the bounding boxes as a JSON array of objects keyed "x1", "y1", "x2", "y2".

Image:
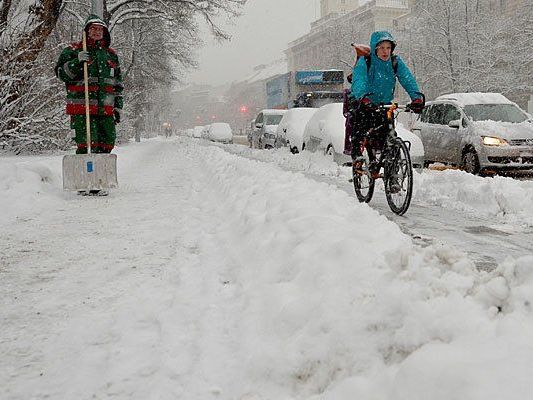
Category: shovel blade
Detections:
[{"x1": 63, "y1": 154, "x2": 118, "y2": 191}]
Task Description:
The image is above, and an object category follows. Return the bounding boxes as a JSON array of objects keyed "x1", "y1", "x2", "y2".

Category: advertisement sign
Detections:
[
  {"x1": 266, "y1": 73, "x2": 291, "y2": 108},
  {"x1": 295, "y1": 70, "x2": 344, "y2": 85}
]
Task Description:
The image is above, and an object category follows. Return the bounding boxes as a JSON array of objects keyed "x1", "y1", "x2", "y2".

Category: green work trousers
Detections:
[{"x1": 71, "y1": 115, "x2": 116, "y2": 154}]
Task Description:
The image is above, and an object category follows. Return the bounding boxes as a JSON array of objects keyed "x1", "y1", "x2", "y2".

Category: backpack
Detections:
[{"x1": 365, "y1": 55, "x2": 398, "y2": 76}]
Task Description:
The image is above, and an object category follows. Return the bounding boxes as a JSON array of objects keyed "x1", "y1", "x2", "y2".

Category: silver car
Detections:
[
  {"x1": 413, "y1": 93, "x2": 533, "y2": 174},
  {"x1": 253, "y1": 109, "x2": 287, "y2": 149}
]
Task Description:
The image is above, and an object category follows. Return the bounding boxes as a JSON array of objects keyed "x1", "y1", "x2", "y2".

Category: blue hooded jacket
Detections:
[{"x1": 351, "y1": 31, "x2": 421, "y2": 104}]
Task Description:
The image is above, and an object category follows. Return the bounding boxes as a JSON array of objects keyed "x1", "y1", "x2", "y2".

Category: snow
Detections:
[
  {"x1": 2, "y1": 137, "x2": 533, "y2": 399},
  {"x1": 260, "y1": 108, "x2": 288, "y2": 117},
  {"x1": 415, "y1": 169, "x2": 533, "y2": 227},
  {"x1": 243, "y1": 59, "x2": 288, "y2": 84},
  {"x1": 192, "y1": 125, "x2": 204, "y2": 138},
  {"x1": 276, "y1": 107, "x2": 318, "y2": 151},
  {"x1": 435, "y1": 92, "x2": 514, "y2": 106},
  {"x1": 208, "y1": 122, "x2": 233, "y2": 142}
]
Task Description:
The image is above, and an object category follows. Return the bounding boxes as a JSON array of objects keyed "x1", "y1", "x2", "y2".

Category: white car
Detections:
[
  {"x1": 302, "y1": 103, "x2": 425, "y2": 167},
  {"x1": 275, "y1": 107, "x2": 317, "y2": 153},
  {"x1": 208, "y1": 122, "x2": 233, "y2": 144},
  {"x1": 413, "y1": 92, "x2": 533, "y2": 174},
  {"x1": 253, "y1": 109, "x2": 287, "y2": 149}
]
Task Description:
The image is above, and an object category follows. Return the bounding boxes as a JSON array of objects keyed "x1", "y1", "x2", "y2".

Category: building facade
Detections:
[
  {"x1": 320, "y1": 0, "x2": 360, "y2": 16},
  {"x1": 286, "y1": 0, "x2": 410, "y2": 80}
]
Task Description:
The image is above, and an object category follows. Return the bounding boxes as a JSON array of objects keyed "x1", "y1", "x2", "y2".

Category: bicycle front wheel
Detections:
[
  {"x1": 353, "y1": 149, "x2": 375, "y2": 203},
  {"x1": 385, "y1": 138, "x2": 413, "y2": 215}
]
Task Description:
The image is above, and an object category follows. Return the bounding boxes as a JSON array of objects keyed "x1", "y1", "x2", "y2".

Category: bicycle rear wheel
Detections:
[
  {"x1": 385, "y1": 138, "x2": 413, "y2": 215},
  {"x1": 353, "y1": 149, "x2": 375, "y2": 203}
]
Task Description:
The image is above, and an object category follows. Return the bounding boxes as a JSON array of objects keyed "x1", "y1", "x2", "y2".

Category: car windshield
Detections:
[
  {"x1": 264, "y1": 115, "x2": 283, "y2": 125},
  {"x1": 463, "y1": 104, "x2": 528, "y2": 123}
]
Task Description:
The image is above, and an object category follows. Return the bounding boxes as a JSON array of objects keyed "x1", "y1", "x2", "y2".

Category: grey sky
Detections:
[{"x1": 188, "y1": 0, "x2": 320, "y2": 86}]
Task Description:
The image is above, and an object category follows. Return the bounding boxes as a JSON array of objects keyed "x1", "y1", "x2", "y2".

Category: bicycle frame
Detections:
[
  {"x1": 358, "y1": 104, "x2": 407, "y2": 178},
  {"x1": 352, "y1": 103, "x2": 415, "y2": 215}
]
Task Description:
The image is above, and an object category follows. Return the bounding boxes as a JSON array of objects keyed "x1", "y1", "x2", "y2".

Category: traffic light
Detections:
[{"x1": 239, "y1": 105, "x2": 248, "y2": 113}]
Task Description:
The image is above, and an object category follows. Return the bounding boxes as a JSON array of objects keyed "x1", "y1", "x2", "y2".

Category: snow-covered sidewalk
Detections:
[{"x1": 1, "y1": 137, "x2": 533, "y2": 400}]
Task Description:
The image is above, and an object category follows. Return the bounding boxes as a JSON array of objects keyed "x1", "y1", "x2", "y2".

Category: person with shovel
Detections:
[{"x1": 55, "y1": 14, "x2": 124, "y2": 155}]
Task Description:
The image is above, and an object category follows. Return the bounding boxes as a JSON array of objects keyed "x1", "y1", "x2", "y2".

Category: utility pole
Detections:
[{"x1": 91, "y1": 0, "x2": 104, "y2": 19}]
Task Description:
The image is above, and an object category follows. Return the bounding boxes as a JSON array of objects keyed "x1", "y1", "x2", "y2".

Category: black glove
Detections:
[
  {"x1": 408, "y1": 97, "x2": 425, "y2": 114},
  {"x1": 114, "y1": 109, "x2": 121, "y2": 124}
]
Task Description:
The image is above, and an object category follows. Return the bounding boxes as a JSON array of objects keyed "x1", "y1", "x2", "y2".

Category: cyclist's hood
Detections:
[
  {"x1": 370, "y1": 31, "x2": 396, "y2": 57},
  {"x1": 84, "y1": 14, "x2": 111, "y2": 47}
]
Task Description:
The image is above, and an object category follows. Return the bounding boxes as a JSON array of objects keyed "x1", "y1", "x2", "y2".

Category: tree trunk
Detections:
[{"x1": 14, "y1": 0, "x2": 63, "y2": 64}]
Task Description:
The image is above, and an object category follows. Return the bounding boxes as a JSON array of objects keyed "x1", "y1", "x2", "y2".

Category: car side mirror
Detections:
[
  {"x1": 448, "y1": 120, "x2": 461, "y2": 129},
  {"x1": 255, "y1": 122, "x2": 263, "y2": 129}
]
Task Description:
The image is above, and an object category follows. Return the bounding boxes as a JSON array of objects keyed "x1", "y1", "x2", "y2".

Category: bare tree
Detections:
[
  {"x1": 397, "y1": 0, "x2": 533, "y2": 105},
  {"x1": 1, "y1": 0, "x2": 247, "y2": 153}
]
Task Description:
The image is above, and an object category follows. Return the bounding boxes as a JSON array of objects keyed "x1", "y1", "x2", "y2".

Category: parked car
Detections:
[
  {"x1": 302, "y1": 103, "x2": 425, "y2": 167},
  {"x1": 192, "y1": 126, "x2": 204, "y2": 138},
  {"x1": 208, "y1": 122, "x2": 233, "y2": 144},
  {"x1": 252, "y1": 109, "x2": 287, "y2": 149},
  {"x1": 275, "y1": 107, "x2": 318, "y2": 153},
  {"x1": 413, "y1": 92, "x2": 533, "y2": 174}
]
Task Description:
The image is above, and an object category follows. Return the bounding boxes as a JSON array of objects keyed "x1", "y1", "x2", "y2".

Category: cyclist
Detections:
[{"x1": 350, "y1": 31, "x2": 424, "y2": 168}]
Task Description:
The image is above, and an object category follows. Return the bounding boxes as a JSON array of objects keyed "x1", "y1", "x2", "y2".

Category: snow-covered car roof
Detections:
[
  {"x1": 209, "y1": 122, "x2": 232, "y2": 140},
  {"x1": 259, "y1": 109, "x2": 288, "y2": 116},
  {"x1": 434, "y1": 92, "x2": 513, "y2": 106}
]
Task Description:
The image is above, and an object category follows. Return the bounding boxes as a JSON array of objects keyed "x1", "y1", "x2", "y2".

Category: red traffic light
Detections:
[{"x1": 239, "y1": 105, "x2": 248, "y2": 113}]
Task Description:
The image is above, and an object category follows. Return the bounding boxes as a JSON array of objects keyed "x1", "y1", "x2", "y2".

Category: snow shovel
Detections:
[{"x1": 63, "y1": 31, "x2": 118, "y2": 192}]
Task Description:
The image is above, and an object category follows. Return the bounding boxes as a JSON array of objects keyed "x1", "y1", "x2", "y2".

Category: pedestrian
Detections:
[{"x1": 55, "y1": 14, "x2": 124, "y2": 154}]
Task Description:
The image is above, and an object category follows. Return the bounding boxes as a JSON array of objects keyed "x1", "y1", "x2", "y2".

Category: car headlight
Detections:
[{"x1": 482, "y1": 136, "x2": 508, "y2": 146}]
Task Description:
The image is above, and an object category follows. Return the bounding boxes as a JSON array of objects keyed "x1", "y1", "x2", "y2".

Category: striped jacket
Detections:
[{"x1": 55, "y1": 16, "x2": 123, "y2": 116}]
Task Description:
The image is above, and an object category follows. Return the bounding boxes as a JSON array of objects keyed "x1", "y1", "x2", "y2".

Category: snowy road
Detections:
[{"x1": 2, "y1": 137, "x2": 533, "y2": 400}]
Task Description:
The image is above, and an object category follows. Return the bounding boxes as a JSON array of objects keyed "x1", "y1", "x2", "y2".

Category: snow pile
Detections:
[
  {"x1": 195, "y1": 144, "x2": 533, "y2": 399},
  {"x1": 415, "y1": 169, "x2": 533, "y2": 227},
  {"x1": 0, "y1": 158, "x2": 62, "y2": 224},
  {"x1": 223, "y1": 143, "x2": 349, "y2": 178},
  {"x1": 436, "y1": 92, "x2": 513, "y2": 106},
  {"x1": 2, "y1": 138, "x2": 533, "y2": 400},
  {"x1": 224, "y1": 143, "x2": 533, "y2": 228}
]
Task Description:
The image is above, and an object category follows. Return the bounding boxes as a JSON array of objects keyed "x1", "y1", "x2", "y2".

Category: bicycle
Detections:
[{"x1": 352, "y1": 103, "x2": 415, "y2": 216}]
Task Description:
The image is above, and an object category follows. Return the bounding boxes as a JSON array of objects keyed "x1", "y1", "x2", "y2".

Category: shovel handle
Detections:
[{"x1": 82, "y1": 31, "x2": 91, "y2": 154}]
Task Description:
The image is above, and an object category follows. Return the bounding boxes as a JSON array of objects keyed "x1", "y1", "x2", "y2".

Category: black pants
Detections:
[{"x1": 350, "y1": 106, "x2": 388, "y2": 159}]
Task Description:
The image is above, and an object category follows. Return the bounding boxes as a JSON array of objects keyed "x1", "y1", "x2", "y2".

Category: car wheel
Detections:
[{"x1": 462, "y1": 148, "x2": 480, "y2": 174}]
